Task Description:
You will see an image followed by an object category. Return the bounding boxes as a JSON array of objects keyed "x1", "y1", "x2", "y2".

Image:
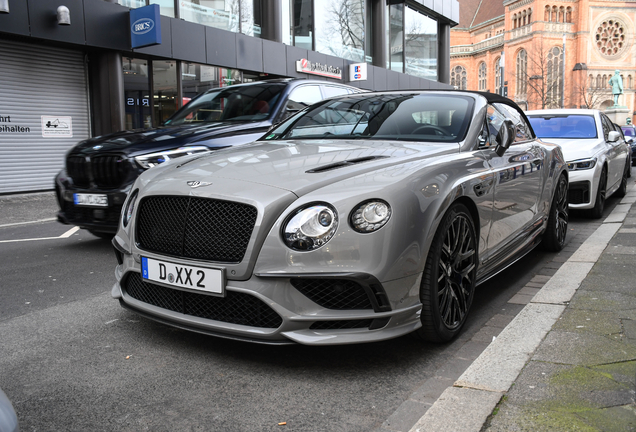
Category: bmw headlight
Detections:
[
  {"x1": 282, "y1": 204, "x2": 338, "y2": 251},
  {"x1": 135, "y1": 146, "x2": 209, "y2": 169},
  {"x1": 567, "y1": 158, "x2": 596, "y2": 171},
  {"x1": 350, "y1": 200, "x2": 391, "y2": 233},
  {"x1": 122, "y1": 189, "x2": 138, "y2": 228}
]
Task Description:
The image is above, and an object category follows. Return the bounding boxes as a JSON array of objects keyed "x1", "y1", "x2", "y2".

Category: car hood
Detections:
[
  {"x1": 539, "y1": 138, "x2": 605, "y2": 163},
  {"x1": 139, "y1": 139, "x2": 459, "y2": 197},
  {"x1": 69, "y1": 121, "x2": 272, "y2": 156}
]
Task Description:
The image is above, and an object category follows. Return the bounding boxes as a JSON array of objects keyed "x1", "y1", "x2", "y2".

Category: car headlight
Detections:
[
  {"x1": 282, "y1": 204, "x2": 338, "y2": 251},
  {"x1": 135, "y1": 146, "x2": 209, "y2": 169},
  {"x1": 350, "y1": 200, "x2": 392, "y2": 233},
  {"x1": 567, "y1": 158, "x2": 596, "y2": 171},
  {"x1": 122, "y1": 189, "x2": 138, "y2": 228}
]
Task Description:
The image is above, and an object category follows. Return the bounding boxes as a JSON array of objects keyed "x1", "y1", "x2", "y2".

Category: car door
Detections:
[
  {"x1": 480, "y1": 103, "x2": 545, "y2": 258},
  {"x1": 600, "y1": 113, "x2": 625, "y2": 189}
]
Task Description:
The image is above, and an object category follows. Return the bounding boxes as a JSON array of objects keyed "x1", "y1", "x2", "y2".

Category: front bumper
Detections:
[
  {"x1": 566, "y1": 169, "x2": 598, "y2": 210},
  {"x1": 55, "y1": 171, "x2": 130, "y2": 234},
  {"x1": 111, "y1": 243, "x2": 423, "y2": 346}
]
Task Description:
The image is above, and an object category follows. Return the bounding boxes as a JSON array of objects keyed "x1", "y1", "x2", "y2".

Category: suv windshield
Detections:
[
  {"x1": 527, "y1": 114, "x2": 598, "y2": 139},
  {"x1": 263, "y1": 93, "x2": 474, "y2": 142},
  {"x1": 163, "y1": 83, "x2": 285, "y2": 126}
]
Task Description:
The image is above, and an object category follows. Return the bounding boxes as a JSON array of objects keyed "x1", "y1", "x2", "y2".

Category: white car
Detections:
[{"x1": 527, "y1": 109, "x2": 631, "y2": 218}]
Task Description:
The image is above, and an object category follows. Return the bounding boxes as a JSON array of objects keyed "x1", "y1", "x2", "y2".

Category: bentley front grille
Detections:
[
  {"x1": 124, "y1": 272, "x2": 283, "y2": 329},
  {"x1": 136, "y1": 196, "x2": 258, "y2": 263}
]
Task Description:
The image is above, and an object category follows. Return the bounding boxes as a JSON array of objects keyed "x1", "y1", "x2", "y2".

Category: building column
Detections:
[
  {"x1": 371, "y1": 0, "x2": 387, "y2": 69},
  {"x1": 89, "y1": 51, "x2": 125, "y2": 136},
  {"x1": 438, "y1": 22, "x2": 450, "y2": 84},
  {"x1": 261, "y1": 0, "x2": 283, "y2": 43}
]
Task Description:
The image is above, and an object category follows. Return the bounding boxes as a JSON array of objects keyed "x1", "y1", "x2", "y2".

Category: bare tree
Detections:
[
  {"x1": 573, "y1": 75, "x2": 611, "y2": 109},
  {"x1": 514, "y1": 41, "x2": 564, "y2": 109}
]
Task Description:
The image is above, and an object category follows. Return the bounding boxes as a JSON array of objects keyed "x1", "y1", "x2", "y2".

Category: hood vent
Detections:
[{"x1": 306, "y1": 156, "x2": 389, "y2": 173}]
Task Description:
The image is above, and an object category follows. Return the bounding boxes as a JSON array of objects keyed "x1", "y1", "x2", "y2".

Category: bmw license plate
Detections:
[
  {"x1": 74, "y1": 193, "x2": 108, "y2": 207},
  {"x1": 141, "y1": 257, "x2": 224, "y2": 295}
]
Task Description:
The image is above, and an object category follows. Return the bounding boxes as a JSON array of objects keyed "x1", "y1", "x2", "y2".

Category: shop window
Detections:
[
  {"x1": 181, "y1": 63, "x2": 242, "y2": 103},
  {"x1": 123, "y1": 57, "x2": 152, "y2": 130},
  {"x1": 179, "y1": 0, "x2": 262, "y2": 36},
  {"x1": 118, "y1": 0, "x2": 175, "y2": 17},
  {"x1": 153, "y1": 60, "x2": 178, "y2": 125},
  {"x1": 389, "y1": 3, "x2": 438, "y2": 80}
]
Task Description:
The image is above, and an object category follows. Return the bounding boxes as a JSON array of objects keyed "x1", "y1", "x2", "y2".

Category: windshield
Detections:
[
  {"x1": 163, "y1": 83, "x2": 285, "y2": 126},
  {"x1": 527, "y1": 114, "x2": 598, "y2": 139},
  {"x1": 263, "y1": 93, "x2": 474, "y2": 143},
  {"x1": 621, "y1": 126, "x2": 635, "y2": 137}
]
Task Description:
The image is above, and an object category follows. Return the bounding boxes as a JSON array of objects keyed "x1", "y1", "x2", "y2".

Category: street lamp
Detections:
[
  {"x1": 561, "y1": 33, "x2": 566, "y2": 108},
  {"x1": 500, "y1": 51, "x2": 505, "y2": 96}
]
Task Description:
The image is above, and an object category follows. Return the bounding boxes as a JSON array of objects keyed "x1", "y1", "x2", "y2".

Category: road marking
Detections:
[
  {"x1": 0, "y1": 218, "x2": 57, "y2": 228},
  {"x1": 0, "y1": 226, "x2": 80, "y2": 243}
]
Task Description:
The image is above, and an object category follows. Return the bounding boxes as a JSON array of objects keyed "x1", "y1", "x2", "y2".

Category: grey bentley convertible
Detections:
[{"x1": 111, "y1": 90, "x2": 568, "y2": 345}]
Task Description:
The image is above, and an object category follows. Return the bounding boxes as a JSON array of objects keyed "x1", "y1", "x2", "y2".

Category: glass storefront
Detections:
[
  {"x1": 179, "y1": 0, "x2": 262, "y2": 36},
  {"x1": 181, "y1": 63, "x2": 242, "y2": 102},
  {"x1": 314, "y1": 0, "x2": 366, "y2": 62},
  {"x1": 118, "y1": 0, "x2": 174, "y2": 17},
  {"x1": 123, "y1": 57, "x2": 152, "y2": 130},
  {"x1": 153, "y1": 60, "x2": 178, "y2": 124},
  {"x1": 389, "y1": 3, "x2": 438, "y2": 80}
]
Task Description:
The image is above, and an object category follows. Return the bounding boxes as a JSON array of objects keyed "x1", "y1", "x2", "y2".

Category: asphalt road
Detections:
[{"x1": 0, "y1": 192, "x2": 621, "y2": 431}]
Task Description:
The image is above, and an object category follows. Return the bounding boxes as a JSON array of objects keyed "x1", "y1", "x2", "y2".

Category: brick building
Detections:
[{"x1": 450, "y1": 0, "x2": 636, "y2": 124}]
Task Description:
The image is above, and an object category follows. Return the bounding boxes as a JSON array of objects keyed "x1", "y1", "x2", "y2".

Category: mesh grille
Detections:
[
  {"x1": 568, "y1": 182, "x2": 590, "y2": 205},
  {"x1": 66, "y1": 155, "x2": 90, "y2": 187},
  {"x1": 137, "y1": 196, "x2": 257, "y2": 263},
  {"x1": 124, "y1": 272, "x2": 283, "y2": 328},
  {"x1": 310, "y1": 320, "x2": 373, "y2": 330},
  {"x1": 290, "y1": 279, "x2": 373, "y2": 310}
]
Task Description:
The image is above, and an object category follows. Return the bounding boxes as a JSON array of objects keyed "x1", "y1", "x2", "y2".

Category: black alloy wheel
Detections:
[
  {"x1": 541, "y1": 174, "x2": 568, "y2": 252},
  {"x1": 590, "y1": 166, "x2": 607, "y2": 219},
  {"x1": 415, "y1": 203, "x2": 477, "y2": 343}
]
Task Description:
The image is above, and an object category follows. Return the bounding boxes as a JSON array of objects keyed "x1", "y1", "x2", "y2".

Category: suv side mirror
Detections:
[
  {"x1": 608, "y1": 130, "x2": 621, "y2": 143},
  {"x1": 495, "y1": 119, "x2": 516, "y2": 157}
]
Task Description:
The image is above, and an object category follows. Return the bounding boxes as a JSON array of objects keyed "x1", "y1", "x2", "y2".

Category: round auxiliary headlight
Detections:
[
  {"x1": 350, "y1": 200, "x2": 391, "y2": 233},
  {"x1": 282, "y1": 204, "x2": 338, "y2": 251},
  {"x1": 122, "y1": 190, "x2": 139, "y2": 228}
]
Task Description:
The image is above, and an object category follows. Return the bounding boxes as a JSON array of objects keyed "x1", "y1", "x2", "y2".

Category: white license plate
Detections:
[
  {"x1": 74, "y1": 193, "x2": 108, "y2": 207},
  {"x1": 141, "y1": 257, "x2": 224, "y2": 295}
]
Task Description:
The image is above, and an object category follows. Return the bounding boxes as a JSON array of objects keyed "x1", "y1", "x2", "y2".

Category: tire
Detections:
[
  {"x1": 589, "y1": 166, "x2": 607, "y2": 219},
  {"x1": 88, "y1": 230, "x2": 113, "y2": 240},
  {"x1": 541, "y1": 174, "x2": 568, "y2": 252},
  {"x1": 414, "y1": 203, "x2": 477, "y2": 343},
  {"x1": 614, "y1": 159, "x2": 630, "y2": 198}
]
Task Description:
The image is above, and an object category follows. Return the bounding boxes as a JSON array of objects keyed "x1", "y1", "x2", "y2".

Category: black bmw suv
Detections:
[{"x1": 55, "y1": 79, "x2": 361, "y2": 237}]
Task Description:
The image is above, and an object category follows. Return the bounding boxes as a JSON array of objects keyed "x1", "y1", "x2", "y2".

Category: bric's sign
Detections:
[
  {"x1": 130, "y1": 4, "x2": 161, "y2": 49},
  {"x1": 296, "y1": 58, "x2": 342, "y2": 79}
]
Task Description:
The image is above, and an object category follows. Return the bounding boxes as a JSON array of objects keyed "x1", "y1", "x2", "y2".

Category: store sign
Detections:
[
  {"x1": 296, "y1": 58, "x2": 342, "y2": 79},
  {"x1": 130, "y1": 4, "x2": 161, "y2": 49},
  {"x1": 41, "y1": 116, "x2": 72, "y2": 137},
  {"x1": 349, "y1": 63, "x2": 367, "y2": 82}
]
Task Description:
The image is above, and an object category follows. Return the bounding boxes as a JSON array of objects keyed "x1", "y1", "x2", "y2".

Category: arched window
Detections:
[
  {"x1": 596, "y1": 74, "x2": 602, "y2": 88},
  {"x1": 566, "y1": 7, "x2": 572, "y2": 23},
  {"x1": 588, "y1": 74, "x2": 594, "y2": 89},
  {"x1": 629, "y1": 75, "x2": 633, "y2": 89},
  {"x1": 545, "y1": 6, "x2": 550, "y2": 22},
  {"x1": 495, "y1": 57, "x2": 502, "y2": 95},
  {"x1": 527, "y1": 9, "x2": 532, "y2": 24},
  {"x1": 547, "y1": 46, "x2": 563, "y2": 107},
  {"x1": 559, "y1": 7, "x2": 565, "y2": 23},
  {"x1": 451, "y1": 65, "x2": 467, "y2": 90},
  {"x1": 552, "y1": 6, "x2": 558, "y2": 22},
  {"x1": 478, "y1": 62, "x2": 487, "y2": 91},
  {"x1": 516, "y1": 49, "x2": 528, "y2": 99},
  {"x1": 603, "y1": 74, "x2": 608, "y2": 87}
]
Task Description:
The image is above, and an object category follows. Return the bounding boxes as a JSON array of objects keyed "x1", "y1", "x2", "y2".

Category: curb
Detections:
[{"x1": 409, "y1": 183, "x2": 636, "y2": 432}]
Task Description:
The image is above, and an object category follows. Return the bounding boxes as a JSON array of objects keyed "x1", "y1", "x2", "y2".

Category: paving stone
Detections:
[
  {"x1": 409, "y1": 376, "x2": 455, "y2": 405},
  {"x1": 508, "y1": 293, "x2": 534, "y2": 304},
  {"x1": 484, "y1": 314, "x2": 514, "y2": 329}
]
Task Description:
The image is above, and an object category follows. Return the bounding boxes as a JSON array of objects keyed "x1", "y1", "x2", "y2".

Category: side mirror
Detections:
[
  {"x1": 495, "y1": 119, "x2": 516, "y2": 157},
  {"x1": 608, "y1": 130, "x2": 621, "y2": 143}
]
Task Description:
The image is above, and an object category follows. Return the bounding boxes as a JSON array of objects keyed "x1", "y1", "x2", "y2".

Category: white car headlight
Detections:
[
  {"x1": 122, "y1": 189, "x2": 138, "y2": 228},
  {"x1": 135, "y1": 146, "x2": 210, "y2": 169},
  {"x1": 282, "y1": 204, "x2": 338, "y2": 251},
  {"x1": 350, "y1": 200, "x2": 392, "y2": 233},
  {"x1": 567, "y1": 158, "x2": 597, "y2": 171}
]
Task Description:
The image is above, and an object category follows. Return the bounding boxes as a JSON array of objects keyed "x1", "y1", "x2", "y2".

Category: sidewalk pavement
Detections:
[{"x1": 410, "y1": 182, "x2": 636, "y2": 432}]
